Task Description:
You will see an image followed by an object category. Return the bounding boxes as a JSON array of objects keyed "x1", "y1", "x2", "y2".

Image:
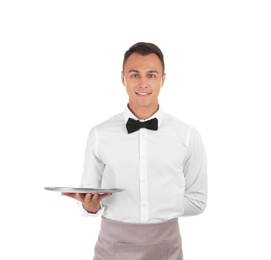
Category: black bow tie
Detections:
[{"x1": 126, "y1": 117, "x2": 158, "y2": 134}]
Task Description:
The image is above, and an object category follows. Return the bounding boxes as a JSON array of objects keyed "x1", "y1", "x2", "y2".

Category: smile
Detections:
[{"x1": 135, "y1": 92, "x2": 151, "y2": 96}]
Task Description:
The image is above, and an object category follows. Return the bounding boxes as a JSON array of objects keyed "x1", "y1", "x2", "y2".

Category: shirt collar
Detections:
[{"x1": 123, "y1": 104, "x2": 163, "y2": 127}]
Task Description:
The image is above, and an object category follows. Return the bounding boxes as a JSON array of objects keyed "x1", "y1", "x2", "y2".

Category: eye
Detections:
[
  {"x1": 131, "y1": 73, "x2": 140, "y2": 78},
  {"x1": 148, "y1": 74, "x2": 156, "y2": 78}
]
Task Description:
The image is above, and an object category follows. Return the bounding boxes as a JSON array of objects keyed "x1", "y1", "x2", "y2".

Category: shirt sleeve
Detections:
[
  {"x1": 182, "y1": 127, "x2": 208, "y2": 216},
  {"x1": 79, "y1": 127, "x2": 105, "y2": 217}
]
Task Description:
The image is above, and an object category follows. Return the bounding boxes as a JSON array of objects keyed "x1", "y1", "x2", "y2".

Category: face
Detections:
[{"x1": 122, "y1": 52, "x2": 166, "y2": 114}]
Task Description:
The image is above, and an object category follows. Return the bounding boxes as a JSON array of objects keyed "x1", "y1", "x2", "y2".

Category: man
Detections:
[{"x1": 62, "y1": 42, "x2": 207, "y2": 260}]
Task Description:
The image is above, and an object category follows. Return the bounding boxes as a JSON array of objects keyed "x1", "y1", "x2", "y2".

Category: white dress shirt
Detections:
[{"x1": 78, "y1": 106, "x2": 207, "y2": 223}]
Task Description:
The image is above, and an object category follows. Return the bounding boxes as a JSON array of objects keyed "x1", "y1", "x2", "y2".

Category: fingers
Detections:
[
  {"x1": 61, "y1": 192, "x2": 77, "y2": 199},
  {"x1": 84, "y1": 193, "x2": 112, "y2": 203},
  {"x1": 61, "y1": 192, "x2": 86, "y2": 202},
  {"x1": 84, "y1": 193, "x2": 92, "y2": 203},
  {"x1": 61, "y1": 192, "x2": 112, "y2": 203},
  {"x1": 98, "y1": 193, "x2": 112, "y2": 200}
]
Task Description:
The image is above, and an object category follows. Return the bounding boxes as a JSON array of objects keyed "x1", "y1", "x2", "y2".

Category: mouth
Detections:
[{"x1": 135, "y1": 92, "x2": 151, "y2": 96}]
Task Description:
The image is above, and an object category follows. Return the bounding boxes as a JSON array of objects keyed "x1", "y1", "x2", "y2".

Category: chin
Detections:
[{"x1": 137, "y1": 102, "x2": 152, "y2": 108}]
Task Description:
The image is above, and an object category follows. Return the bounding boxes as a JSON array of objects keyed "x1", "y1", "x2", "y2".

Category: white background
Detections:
[{"x1": 0, "y1": 0, "x2": 270, "y2": 259}]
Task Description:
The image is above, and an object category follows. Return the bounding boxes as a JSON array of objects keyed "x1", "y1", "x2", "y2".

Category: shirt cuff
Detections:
[{"x1": 77, "y1": 201, "x2": 104, "y2": 217}]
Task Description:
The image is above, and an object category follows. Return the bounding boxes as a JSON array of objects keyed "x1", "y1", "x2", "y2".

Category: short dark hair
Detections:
[{"x1": 122, "y1": 42, "x2": 165, "y2": 74}]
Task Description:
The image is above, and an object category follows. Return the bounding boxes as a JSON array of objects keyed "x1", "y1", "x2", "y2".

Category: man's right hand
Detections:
[{"x1": 61, "y1": 192, "x2": 112, "y2": 213}]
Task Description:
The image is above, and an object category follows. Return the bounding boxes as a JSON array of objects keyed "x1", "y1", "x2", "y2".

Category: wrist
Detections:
[{"x1": 82, "y1": 203, "x2": 100, "y2": 214}]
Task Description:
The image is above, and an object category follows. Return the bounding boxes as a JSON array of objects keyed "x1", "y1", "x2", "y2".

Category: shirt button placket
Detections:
[{"x1": 139, "y1": 128, "x2": 149, "y2": 223}]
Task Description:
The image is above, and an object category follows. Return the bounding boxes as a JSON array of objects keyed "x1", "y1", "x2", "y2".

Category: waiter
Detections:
[{"x1": 62, "y1": 42, "x2": 208, "y2": 260}]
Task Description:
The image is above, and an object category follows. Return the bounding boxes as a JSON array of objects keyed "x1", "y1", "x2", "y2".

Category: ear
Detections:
[
  {"x1": 121, "y1": 71, "x2": 126, "y2": 86},
  {"x1": 160, "y1": 73, "x2": 166, "y2": 87}
]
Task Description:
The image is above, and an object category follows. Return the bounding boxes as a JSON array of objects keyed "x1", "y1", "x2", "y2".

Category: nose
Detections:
[{"x1": 138, "y1": 77, "x2": 149, "y2": 88}]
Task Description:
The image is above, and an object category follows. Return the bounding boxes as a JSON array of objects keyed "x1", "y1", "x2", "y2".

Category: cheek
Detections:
[{"x1": 125, "y1": 86, "x2": 135, "y2": 97}]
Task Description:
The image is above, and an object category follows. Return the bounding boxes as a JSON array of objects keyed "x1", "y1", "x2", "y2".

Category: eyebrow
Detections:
[{"x1": 128, "y1": 69, "x2": 159, "y2": 74}]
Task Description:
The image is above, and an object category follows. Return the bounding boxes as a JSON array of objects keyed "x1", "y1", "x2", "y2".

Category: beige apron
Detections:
[{"x1": 94, "y1": 217, "x2": 183, "y2": 260}]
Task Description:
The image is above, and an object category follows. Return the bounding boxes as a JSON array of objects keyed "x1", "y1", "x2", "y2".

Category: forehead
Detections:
[{"x1": 124, "y1": 53, "x2": 163, "y2": 73}]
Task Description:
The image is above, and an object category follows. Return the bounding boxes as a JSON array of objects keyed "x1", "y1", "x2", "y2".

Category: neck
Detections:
[{"x1": 128, "y1": 103, "x2": 159, "y2": 120}]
